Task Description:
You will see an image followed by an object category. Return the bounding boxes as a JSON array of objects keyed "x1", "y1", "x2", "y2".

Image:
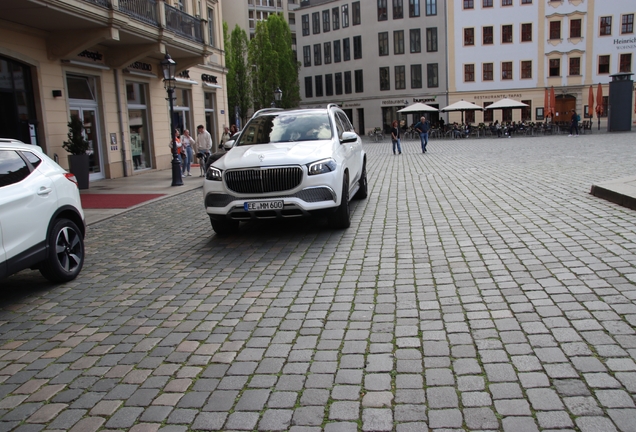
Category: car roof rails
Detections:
[
  {"x1": 252, "y1": 108, "x2": 283, "y2": 118},
  {"x1": 327, "y1": 103, "x2": 340, "y2": 110}
]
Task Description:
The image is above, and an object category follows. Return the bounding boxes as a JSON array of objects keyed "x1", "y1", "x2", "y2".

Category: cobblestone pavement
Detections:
[{"x1": 2, "y1": 132, "x2": 636, "y2": 432}]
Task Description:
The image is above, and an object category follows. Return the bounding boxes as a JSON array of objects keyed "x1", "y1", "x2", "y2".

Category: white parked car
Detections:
[
  {"x1": 0, "y1": 139, "x2": 86, "y2": 282},
  {"x1": 203, "y1": 104, "x2": 367, "y2": 235}
]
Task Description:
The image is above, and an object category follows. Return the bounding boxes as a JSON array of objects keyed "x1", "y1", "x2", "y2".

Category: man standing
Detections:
[
  {"x1": 414, "y1": 116, "x2": 430, "y2": 153},
  {"x1": 569, "y1": 109, "x2": 580, "y2": 137},
  {"x1": 196, "y1": 124, "x2": 213, "y2": 156}
]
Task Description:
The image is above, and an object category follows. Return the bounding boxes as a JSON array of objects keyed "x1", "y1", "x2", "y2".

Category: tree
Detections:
[
  {"x1": 266, "y1": 14, "x2": 300, "y2": 108},
  {"x1": 248, "y1": 20, "x2": 278, "y2": 111},
  {"x1": 225, "y1": 24, "x2": 251, "y2": 126}
]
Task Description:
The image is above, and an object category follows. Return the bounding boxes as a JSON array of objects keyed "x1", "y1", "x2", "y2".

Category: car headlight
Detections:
[
  {"x1": 307, "y1": 158, "x2": 337, "y2": 176},
  {"x1": 206, "y1": 166, "x2": 223, "y2": 181}
]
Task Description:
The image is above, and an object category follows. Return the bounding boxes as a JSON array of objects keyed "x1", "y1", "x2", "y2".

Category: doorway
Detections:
[
  {"x1": 555, "y1": 94, "x2": 576, "y2": 122},
  {"x1": 0, "y1": 56, "x2": 38, "y2": 144}
]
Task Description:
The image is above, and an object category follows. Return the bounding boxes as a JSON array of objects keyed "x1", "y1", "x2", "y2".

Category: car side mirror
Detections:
[
  {"x1": 223, "y1": 140, "x2": 235, "y2": 150},
  {"x1": 340, "y1": 131, "x2": 358, "y2": 144}
]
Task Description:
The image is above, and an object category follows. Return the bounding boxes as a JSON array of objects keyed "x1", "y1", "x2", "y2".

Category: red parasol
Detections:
[
  {"x1": 595, "y1": 83, "x2": 603, "y2": 116},
  {"x1": 588, "y1": 86, "x2": 594, "y2": 119},
  {"x1": 550, "y1": 86, "x2": 556, "y2": 118},
  {"x1": 544, "y1": 88, "x2": 550, "y2": 118}
]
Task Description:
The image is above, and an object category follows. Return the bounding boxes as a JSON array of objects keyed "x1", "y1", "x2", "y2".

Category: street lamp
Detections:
[
  {"x1": 274, "y1": 87, "x2": 282, "y2": 108},
  {"x1": 161, "y1": 53, "x2": 183, "y2": 187}
]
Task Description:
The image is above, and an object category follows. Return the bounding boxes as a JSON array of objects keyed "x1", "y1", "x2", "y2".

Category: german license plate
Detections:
[{"x1": 244, "y1": 200, "x2": 284, "y2": 211}]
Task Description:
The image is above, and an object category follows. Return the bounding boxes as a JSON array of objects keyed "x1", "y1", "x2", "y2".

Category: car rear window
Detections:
[
  {"x1": 0, "y1": 150, "x2": 31, "y2": 187},
  {"x1": 237, "y1": 113, "x2": 332, "y2": 146}
]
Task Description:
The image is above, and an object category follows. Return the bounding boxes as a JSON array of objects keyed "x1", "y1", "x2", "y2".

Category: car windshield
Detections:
[{"x1": 236, "y1": 112, "x2": 332, "y2": 146}]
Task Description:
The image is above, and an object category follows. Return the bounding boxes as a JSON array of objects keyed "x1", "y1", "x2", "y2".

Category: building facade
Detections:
[
  {"x1": 297, "y1": 0, "x2": 449, "y2": 134},
  {"x1": 447, "y1": 0, "x2": 634, "y2": 126},
  {"x1": 0, "y1": 0, "x2": 227, "y2": 182}
]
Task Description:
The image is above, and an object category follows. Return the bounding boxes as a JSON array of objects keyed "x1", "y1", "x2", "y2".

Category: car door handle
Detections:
[{"x1": 37, "y1": 187, "x2": 53, "y2": 196}]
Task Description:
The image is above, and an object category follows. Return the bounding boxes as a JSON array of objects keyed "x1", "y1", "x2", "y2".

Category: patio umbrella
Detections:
[
  {"x1": 544, "y1": 88, "x2": 550, "y2": 119},
  {"x1": 596, "y1": 83, "x2": 603, "y2": 130},
  {"x1": 550, "y1": 86, "x2": 556, "y2": 118},
  {"x1": 485, "y1": 98, "x2": 529, "y2": 109},
  {"x1": 440, "y1": 100, "x2": 483, "y2": 124},
  {"x1": 588, "y1": 86, "x2": 594, "y2": 119},
  {"x1": 397, "y1": 102, "x2": 439, "y2": 113}
]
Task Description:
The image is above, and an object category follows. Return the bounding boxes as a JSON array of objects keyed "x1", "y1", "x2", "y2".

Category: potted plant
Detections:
[{"x1": 63, "y1": 114, "x2": 90, "y2": 189}]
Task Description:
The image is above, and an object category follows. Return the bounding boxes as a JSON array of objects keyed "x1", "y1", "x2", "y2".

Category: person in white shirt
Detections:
[{"x1": 196, "y1": 124, "x2": 213, "y2": 156}]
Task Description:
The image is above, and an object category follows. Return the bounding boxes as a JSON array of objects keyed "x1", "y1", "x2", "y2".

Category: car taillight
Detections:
[{"x1": 65, "y1": 172, "x2": 79, "y2": 187}]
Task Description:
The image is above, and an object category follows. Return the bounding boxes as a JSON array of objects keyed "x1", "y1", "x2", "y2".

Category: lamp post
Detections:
[
  {"x1": 161, "y1": 53, "x2": 183, "y2": 187},
  {"x1": 274, "y1": 87, "x2": 282, "y2": 108}
]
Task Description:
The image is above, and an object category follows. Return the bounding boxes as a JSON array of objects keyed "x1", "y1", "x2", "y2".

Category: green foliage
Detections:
[
  {"x1": 266, "y1": 14, "x2": 301, "y2": 109},
  {"x1": 62, "y1": 114, "x2": 89, "y2": 155},
  {"x1": 225, "y1": 24, "x2": 252, "y2": 126},
  {"x1": 248, "y1": 20, "x2": 278, "y2": 111}
]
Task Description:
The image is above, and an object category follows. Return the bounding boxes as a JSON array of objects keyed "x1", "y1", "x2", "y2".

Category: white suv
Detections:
[
  {"x1": 0, "y1": 139, "x2": 86, "y2": 282},
  {"x1": 203, "y1": 104, "x2": 367, "y2": 235}
]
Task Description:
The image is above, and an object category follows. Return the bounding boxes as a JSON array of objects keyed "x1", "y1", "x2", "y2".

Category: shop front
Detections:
[{"x1": 0, "y1": 56, "x2": 38, "y2": 145}]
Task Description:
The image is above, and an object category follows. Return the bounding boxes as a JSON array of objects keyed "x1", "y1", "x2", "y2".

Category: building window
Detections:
[
  {"x1": 312, "y1": 12, "x2": 320, "y2": 34},
  {"x1": 598, "y1": 55, "x2": 610, "y2": 73},
  {"x1": 304, "y1": 76, "x2": 312, "y2": 98},
  {"x1": 483, "y1": 63, "x2": 493, "y2": 80},
  {"x1": 353, "y1": 1, "x2": 361, "y2": 25},
  {"x1": 502, "y1": 0, "x2": 512, "y2": 5},
  {"x1": 521, "y1": 60, "x2": 532, "y2": 78},
  {"x1": 426, "y1": 0, "x2": 436, "y2": 15},
  {"x1": 464, "y1": 28, "x2": 475, "y2": 46},
  {"x1": 483, "y1": 26, "x2": 493, "y2": 44},
  {"x1": 464, "y1": 0, "x2": 474, "y2": 9},
  {"x1": 332, "y1": 7, "x2": 340, "y2": 30},
  {"x1": 344, "y1": 71, "x2": 352, "y2": 94},
  {"x1": 521, "y1": 23, "x2": 532, "y2": 42},
  {"x1": 353, "y1": 36, "x2": 362, "y2": 59},
  {"x1": 600, "y1": 16, "x2": 611, "y2": 35},
  {"x1": 484, "y1": 102, "x2": 493, "y2": 122},
  {"x1": 570, "y1": 19, "x2": 581, "y2": 38},
  {"x1": 410, "y1": 0, "x2": 420, "y2": 17},
  {"x1": 521, "y1": 100, "x2": 531, "y2": 120},
  {"x1": 426, "y1": 27, "x2": 438, "y2": 51},
  {"x1": 324, "y1": 42, "x2": 332, "y2": 64},
  {"x1": 315, "y1": 75, "x2": 323, "y2": 97},
  {"x1": 427, "y1": 63, "x2": 438, "y2": 87},
  {"x1": 343, "y1": 38, "x2": 351, "y2": 61},
  {"x1": 483, "y1": 0, "x2": 493, "y2": 7},
  {"x1": 502, "y1": 25, "x2": 513, "y2": 43},
  {"x1": 325, "y1": 74, "x2": 333, "y2": 96},
  {"x1": 313, "y1": 44, "x2": 322, "y2": 65},
  {"x1": 620, "y1": 53, "x2": 632, "y2": 72},
  {"x1": 549, "y1": 21, "x2": 561, "y2": 40},
  {"x1": 342, "y1": 4, "x2": 349, "y2": 27},
  {"x1": 323, "y1": 10, "x2": 330, "y2": 32},
  {"x1": 207, "y1": 8, "x2": 216, "y2": 48},
  {"x1": 465, "y1": 64, "x2": 475, "y2": 82},
  {"x1": 335, "y1": 72, "x2": 343, "y2": 94},
  {"x1": 379, "y1": 32, "x2": 389, "y2": 56},
  {"x1": 411, "y1": 64, "x2": 422, "y2": 88},
  {"x1": 355, "y1": 69, "x2": 363, "y2": 93},
  {"x1": 549, "y1": 58, "x2": 560, "y2": 76},
  {"x1": 521, "y1": 0, "x2": 532, "y2": 3},
  {"x1": 569, "y1": 57, "x2": 580, "y2": 75},
  {"x1": 334, "y1": 40, "x2": 341, "y2": 62},
  {"x1": 502, "y1": 61, "x2": 512, "y2": 79},
  {"x1": 380, "y1": 67, "x2": 390, "y2": 90},
  {"x1": 393, "y1": 0, "x2": 404, "y2": 19},
  {"x1": 303, "y1": 46, "x2": 311, "y2": 67},
  {"x1": 378, "y1": 0, "x2": 388, "y2": 21},
  {"x1": 410, "y1": 29, "x2": 421, "y2": 53},
  {"x1": 395, "y1": 65, "x2": 406, "y2": 89},
  {"x1": 302, "y1": 14, "x2": 309, "y2": 36},
  {"x1": 394, "y1": 30, "x2": 405, "y2": 54},
  {"x1": 622, "y1": 14, "x2": 634, "y2": 34}
]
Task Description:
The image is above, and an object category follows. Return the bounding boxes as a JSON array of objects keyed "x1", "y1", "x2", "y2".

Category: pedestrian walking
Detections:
[
  {"x1": 569, "y1": 109, "x2": 580, "y2": 137},
  {"x1": 391, "y1": 120, "x2": 402, "y2": 155},
  {"x1": 196, "y1": 124, "x2": 213, "y2": 157},
  {"x1": 414, "y1": 116, "x2": 430, "y2": 153},
  {"x1": 181, "y1": 129, "x2": 195, "y2": 176},
  {"x1": 219, "y1": 126, "x2": 231, "y2": 150}
]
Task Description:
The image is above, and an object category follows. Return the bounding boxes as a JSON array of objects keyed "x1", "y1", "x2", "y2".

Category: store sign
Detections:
[
  {"x1": 78, "y1": 50, "x2": 104, "y2": 63},
  {"x1": 474, "y1": 93, "x2": 522, "y2": 100},
  {"x1": 614, "y1": 37, "x2": 636, "y2": 50},
  {"x1": 128, "y1": 61, "x2": 153, "y2": 72},
  {"x1": 201, "y1": 74, "x2": 218, "y2": 84},
  {"x1": 382, "y1": 99, "x2": 408, "y2": 105},
  {"x1": 414, "y1": 97, "x2": 435, "y2": 103},
  {"x1": 177, "y1": 70, "x2": 190, "y2": 79},
  {"x1": 343, "y1": 103, "x2": 360, "y2": 108}
]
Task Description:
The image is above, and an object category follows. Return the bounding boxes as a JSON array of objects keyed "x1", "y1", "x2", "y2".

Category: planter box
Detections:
[{"x1": 68, "y1": 154, "x2": 89, "y2": 190}]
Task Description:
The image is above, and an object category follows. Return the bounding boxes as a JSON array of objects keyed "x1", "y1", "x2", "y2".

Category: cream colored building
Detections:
[
  {"x1": 447, "y1": 0, "x2": 634, "y2": 126},
  {"x1": 0, "y1": 0, "x2": 227, "y2": 182}
]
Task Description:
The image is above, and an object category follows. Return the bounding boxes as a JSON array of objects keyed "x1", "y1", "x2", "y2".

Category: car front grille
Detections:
[{"x1": 225, "y1": 167, "x2": 303, "y2": 194}]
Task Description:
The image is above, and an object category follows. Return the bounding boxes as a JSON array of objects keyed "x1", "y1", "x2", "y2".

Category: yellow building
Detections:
[{"x1": 0, "y1": 0, "x2": 227, "y2": 181}]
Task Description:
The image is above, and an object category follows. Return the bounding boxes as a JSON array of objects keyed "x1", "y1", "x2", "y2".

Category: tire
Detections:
[
  {"x1": 210, "y1": 216, "x2": 239, "y2": 236},
  {"x1": 39, "y1": 218, "x2": 84, "y2": 283},
  {"x1": 354, "y1": 160, "x2": 368, "y2": 200},
  {"x1": 328, "y1": 175, "x2": 351, "y2": 229}
]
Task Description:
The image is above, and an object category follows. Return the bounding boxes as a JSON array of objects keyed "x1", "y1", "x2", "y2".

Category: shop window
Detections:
[
  {"x1": 521, "y1": 100, "x2": 531, "y2": 121},
  {"x1": 484, "y1": 102, "x2": 493, "y2": 122}
]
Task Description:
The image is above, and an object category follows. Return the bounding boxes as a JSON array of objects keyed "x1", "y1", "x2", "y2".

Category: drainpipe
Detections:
[{"x1": 114, "y1": 68, "x2": 129, "y2": 177}]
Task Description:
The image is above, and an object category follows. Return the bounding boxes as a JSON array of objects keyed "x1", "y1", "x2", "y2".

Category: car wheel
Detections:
[
  {"x1": 328, "y1": 175, "x2": 351, "y2": 229},
  {"x1": 210, "y1": 216, "x2": 239, "y2": 236},
  {"x1": 39, "y1": 218, "x2": 84, "y2": 283},
  {"x1": 354, "y1": 160, "x2": 368, "y2": 200}
]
